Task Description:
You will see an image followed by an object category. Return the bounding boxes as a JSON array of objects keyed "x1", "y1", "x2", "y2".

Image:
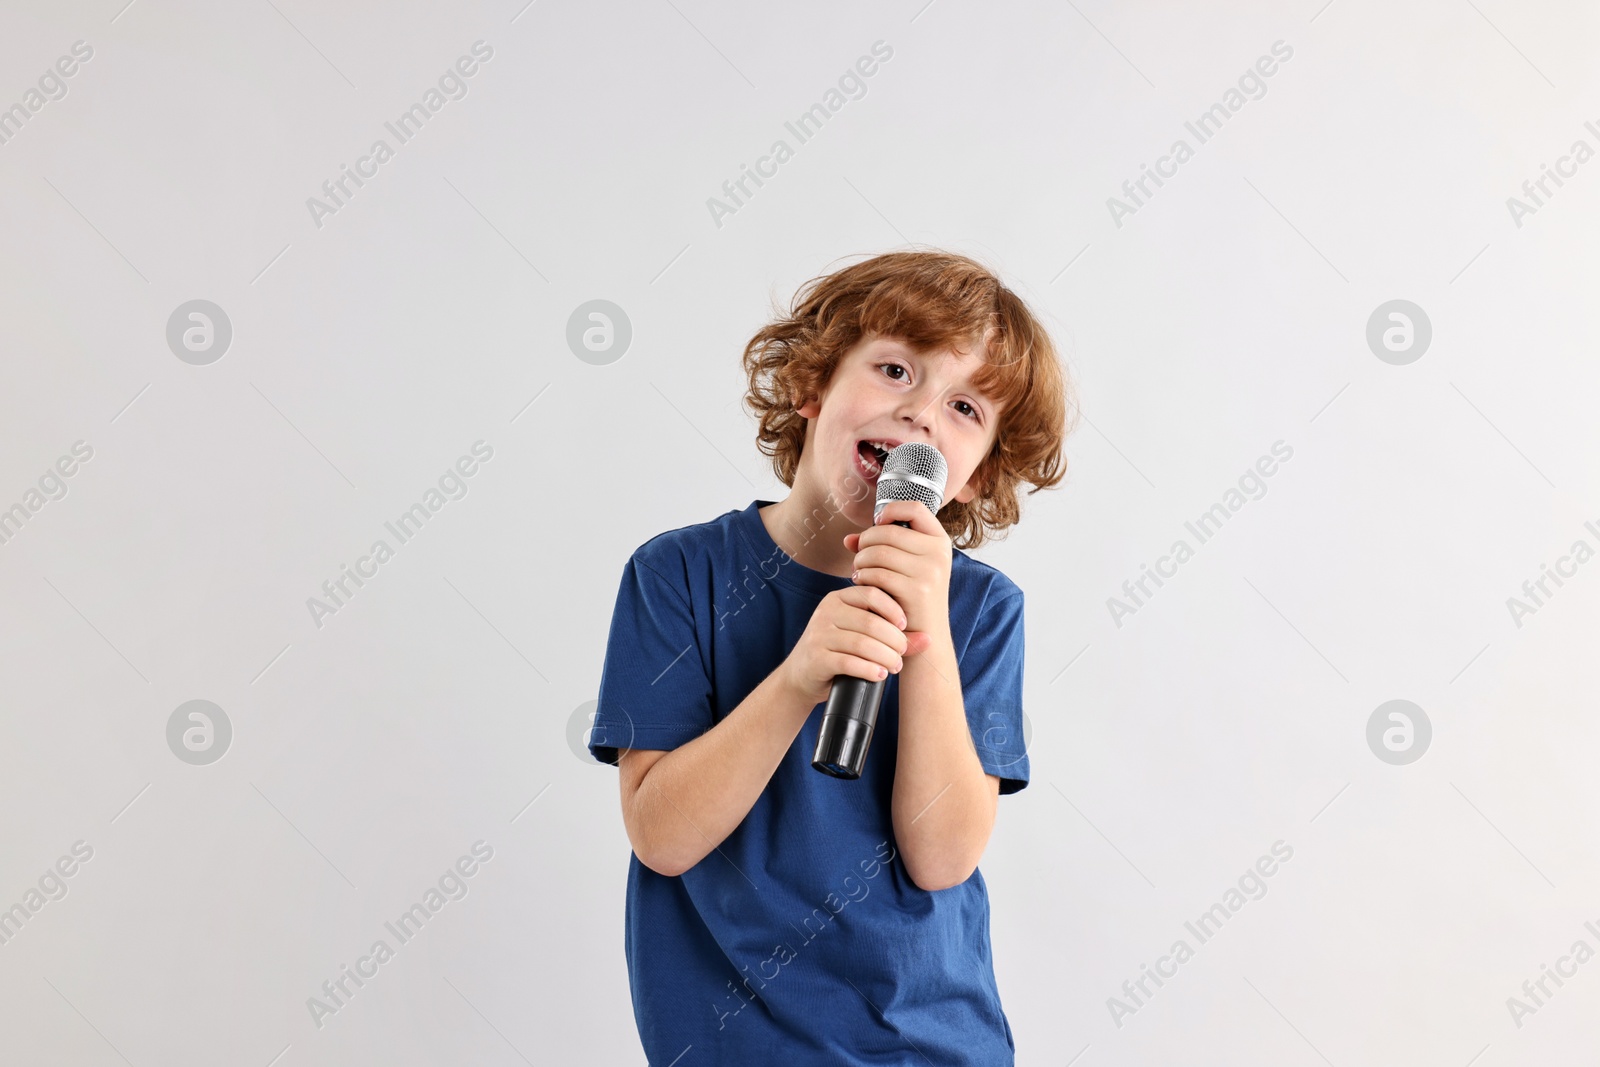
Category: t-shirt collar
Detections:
[{"x1": 735, "y1": 500, "x2": 856, "y2": 597}]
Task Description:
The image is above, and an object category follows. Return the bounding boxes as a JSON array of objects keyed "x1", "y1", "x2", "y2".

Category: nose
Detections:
[{"x1": 895, "y1": 385, "x2": 938, "y2": 440}]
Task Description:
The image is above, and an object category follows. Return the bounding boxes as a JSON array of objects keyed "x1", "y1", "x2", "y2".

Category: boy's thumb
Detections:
[{"x1": 903, "y1": 631, "x2": 933, "y2": 659}]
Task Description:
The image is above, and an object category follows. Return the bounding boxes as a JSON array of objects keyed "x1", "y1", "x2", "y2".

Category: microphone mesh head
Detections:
[{"x1": 874, "y1": 442, "x2": 948, "y2": 521}]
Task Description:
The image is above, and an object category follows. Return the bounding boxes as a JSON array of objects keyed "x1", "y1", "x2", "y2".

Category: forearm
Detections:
[
  {"x1": 891, "y1": 625, "x2": 998, "y2": 891},
  {"x1": 622, "y1": 667, "x2": 815, "y2": 877}
]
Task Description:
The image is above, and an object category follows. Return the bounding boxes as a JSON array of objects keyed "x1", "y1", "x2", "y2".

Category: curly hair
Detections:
[{"x1": 741, "y1": 248, "x2": 1075, "y2": 550}]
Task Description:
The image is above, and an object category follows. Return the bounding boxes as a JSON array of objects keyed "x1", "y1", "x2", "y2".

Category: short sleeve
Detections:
[
  {"x1": 588, "y1": 556, "x2": 714, "y2": 766},
  {"x1": 959, "y1": 590, "x2": 1030, "y2": 794}
]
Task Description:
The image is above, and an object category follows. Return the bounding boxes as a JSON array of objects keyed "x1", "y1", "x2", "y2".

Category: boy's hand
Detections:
[
  {"x1": 778, "y1": 585, "x2": 932, "y2": 706},
  {"x1": 843, "y1": 499, "x2": 952, "y2": 640}
]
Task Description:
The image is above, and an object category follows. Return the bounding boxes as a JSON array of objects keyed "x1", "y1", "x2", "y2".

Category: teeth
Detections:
[{"x1": 858, "y1": 440, "x2": 895, "y2": 476}]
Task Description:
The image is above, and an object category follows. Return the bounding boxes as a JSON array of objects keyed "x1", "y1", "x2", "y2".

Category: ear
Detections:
[{"x1": 787, "y1": 383, "x2": 821, "y2": 419}]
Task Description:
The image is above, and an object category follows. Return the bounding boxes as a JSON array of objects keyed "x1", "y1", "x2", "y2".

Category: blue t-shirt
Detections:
[{"x1": 590, "y1": 499, "x2": 1030, "y2": 1066}]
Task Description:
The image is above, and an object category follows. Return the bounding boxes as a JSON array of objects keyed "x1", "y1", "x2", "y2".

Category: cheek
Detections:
[
  {"x1": 965, "y1": 444, "x2": 994, "y2": 486},
  {"x1": 830, "y1": 399, "x2": 870, "y2": 432}
]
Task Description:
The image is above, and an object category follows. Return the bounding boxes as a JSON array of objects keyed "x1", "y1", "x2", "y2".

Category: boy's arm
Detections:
[
  {"x1": 616, "y1": 665, "x2": 816, "y2": 878},
  {"x1": 891, "y1": 623, "x2": 1001, "y2": 892},
  {"x1": 614, "y1": 585, "x2": 915, "y2": 876},
  {"x1": 844, "y1": 500, "x2": 1024, "y2": 892}
]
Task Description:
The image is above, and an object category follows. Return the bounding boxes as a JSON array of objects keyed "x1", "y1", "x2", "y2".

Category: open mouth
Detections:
[{"x1": 854, "y1": 439, "x2": 895, "y2": 480}]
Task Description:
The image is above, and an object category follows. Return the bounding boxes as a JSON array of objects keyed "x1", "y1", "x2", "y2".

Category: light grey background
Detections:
[{"x1": 1, "y1": 0, "x2": 1597, "y2": 1064}]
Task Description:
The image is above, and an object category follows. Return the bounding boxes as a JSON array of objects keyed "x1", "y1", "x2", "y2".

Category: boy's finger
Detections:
[
  {"x1": 832, "y1": 627, "x2": 908, "y2": 668},
  {"x1": 857, "y1": 516, "x2": 933, "y2": 554},
  {"x1": 875, "y1": 499, "x2": 941, "y2": 534},
  {"x1": 841, "y1": 584, "x2": 906, "y2": 628},
  {"x1": 851, "y1": 545, "x2": 919, "y2": 578},
  {"x1": 850, "y1": 566, "x2": 908, "y2": 605},
  {"x1": 829, "y1": 647, "x2": 897, "y2": 683},
  {"x1": 834, "y1": 606, "x2": 907, "y2": 657}
]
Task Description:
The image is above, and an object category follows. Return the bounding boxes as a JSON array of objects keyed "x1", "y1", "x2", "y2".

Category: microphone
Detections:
[{"x1": 812, "y1": 442, "x2": 948, "y2": 779}]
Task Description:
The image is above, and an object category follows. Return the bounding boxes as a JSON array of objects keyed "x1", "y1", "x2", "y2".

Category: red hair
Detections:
[{"x1": 741, "y1": 249, "x2": 1075, "y2": 549}]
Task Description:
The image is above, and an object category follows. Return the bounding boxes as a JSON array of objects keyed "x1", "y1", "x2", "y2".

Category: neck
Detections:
[{"x1": 759, "y1": 489, "x2": 867, "y2": 579}]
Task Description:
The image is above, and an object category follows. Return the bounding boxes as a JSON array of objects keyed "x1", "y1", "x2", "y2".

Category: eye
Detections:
[
  {"x1": 954, "y1": 400, "x2": 981, "y2": 422},
  {"x1": 876, "y1": 362, "x2": 908, "y2": 381}
]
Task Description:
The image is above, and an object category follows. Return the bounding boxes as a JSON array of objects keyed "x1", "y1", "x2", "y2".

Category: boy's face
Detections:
[{"x1": 795, "y1": 333, "x2": 1003, "y2": 529}]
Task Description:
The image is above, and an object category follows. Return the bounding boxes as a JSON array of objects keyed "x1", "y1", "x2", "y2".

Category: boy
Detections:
[{"x1": 590, "y1": 249, "x2": 1071, "y2": 1065}]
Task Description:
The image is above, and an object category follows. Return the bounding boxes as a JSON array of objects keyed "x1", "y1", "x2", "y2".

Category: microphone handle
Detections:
[{"x1": 810, "y1": 519, "x2": 910, "y2": 779}]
